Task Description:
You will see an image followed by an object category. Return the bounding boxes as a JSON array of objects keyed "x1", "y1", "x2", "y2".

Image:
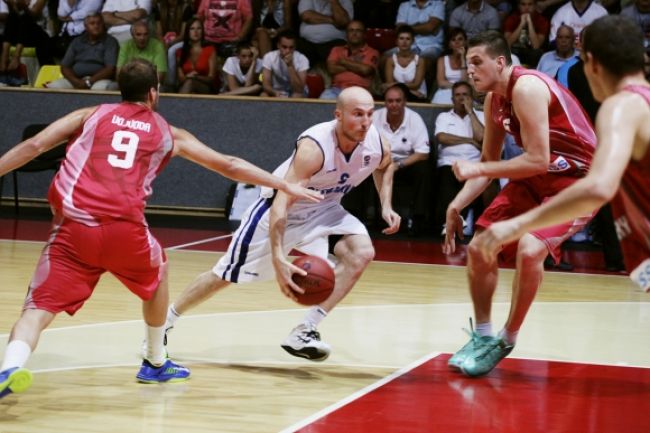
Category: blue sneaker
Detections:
[
  {"x1": 448, "y1": 318, "x2": 491, "y2": 370},
  {"x1": 0, "y1": 367, "x2": 33, "y2": 399},
  {"x1": 460, "y1": 336, "x2": 514, "y2": 377},
  {"x1": 136, "y1": 359, "x2": 190, "y2": 384}
]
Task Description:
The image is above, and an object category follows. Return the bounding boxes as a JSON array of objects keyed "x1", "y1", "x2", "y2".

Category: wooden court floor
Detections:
[{"x1": 1, "y1": 233, "x2": 649, "y2": 432}]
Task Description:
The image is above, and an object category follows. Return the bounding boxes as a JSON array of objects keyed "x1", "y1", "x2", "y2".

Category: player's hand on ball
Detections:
[
  {"x1": 381, "y1": 208, "x2": 401, "y2": 235},
  {"x1": 273, "y1": 257, "x2": 306, "y2": 301},
  {"x1": 452, "y1": 160, "x2": 482, "y2": 181},
  {"x1": 442, "y1": 207, "x2": 464, "y2": 255}
]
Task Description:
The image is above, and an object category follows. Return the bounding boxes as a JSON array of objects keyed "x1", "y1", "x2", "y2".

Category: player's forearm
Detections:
[
  {"x1": 373, "y1": 166, "x2": 395, "y2": 212},
  {"x1": 224, "y1": 157, "x2": 289, "y2": 192},
  {"x1": 269, "y1": 204, "x2": 289, "y2": 262},
  {"x1": 448, "y1": 176, "x2": 491, "y2": 212},
  {"x1": 478, "y1": 152, "x2": 547, "y2": 179}
]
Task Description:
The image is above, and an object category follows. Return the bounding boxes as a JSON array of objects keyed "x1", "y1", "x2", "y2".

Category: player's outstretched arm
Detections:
[
  {"x1": 474, "y1": 92, "x2": 645, "y2": 261},
  {"x1": 171, "y1": 126, "x2": 321, "y2": 203},
  {"x1": 372, "y1": 136, "x2": 401, "y2": 235},
  {"x1": 269, "y1": 138, "x2": 323, "y2": 300},
  {"x1": 0, "y1": 107, "x2": 94, "y2": 178}
]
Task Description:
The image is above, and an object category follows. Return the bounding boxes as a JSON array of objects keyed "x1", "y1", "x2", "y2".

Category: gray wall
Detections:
[{"x1": 0, "y1": 89, "x2": 447, "y2": 211}]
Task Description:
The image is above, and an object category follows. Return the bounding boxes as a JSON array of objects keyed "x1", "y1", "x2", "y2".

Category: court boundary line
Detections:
[{"x1": 277, "y1": 351, "x2": 441, "y2": 433}]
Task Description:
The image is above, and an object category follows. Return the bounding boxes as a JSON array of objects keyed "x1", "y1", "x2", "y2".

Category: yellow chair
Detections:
[{"x1": 34, "y1": 65, "x2": 63, "y2": 88}]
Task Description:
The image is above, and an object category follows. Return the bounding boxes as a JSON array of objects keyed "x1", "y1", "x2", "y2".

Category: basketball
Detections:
[{"x1": 291, "y1": 255, "x2": 335, "y2": 306}]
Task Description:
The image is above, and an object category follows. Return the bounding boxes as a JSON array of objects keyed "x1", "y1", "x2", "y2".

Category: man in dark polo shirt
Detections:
[{"x1": 48, "y1": 13, "x2": 119, "y2": 90}]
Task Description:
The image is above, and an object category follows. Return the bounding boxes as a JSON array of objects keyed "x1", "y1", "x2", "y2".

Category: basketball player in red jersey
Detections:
[
  {"x1": 475, "y1": 17, "x2": 650, "y2": 292},
  {"x1": 442, "y1": 31, "x2": 597, "y2": 377},
  {"x1": 0, "y1": 59, "x2": 321, "y2": 399}
]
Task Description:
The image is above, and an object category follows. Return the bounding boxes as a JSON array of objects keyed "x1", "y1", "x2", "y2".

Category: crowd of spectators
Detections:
[
  {"x1": 0, "y1": 0, "x2": 648, "y2": 96},
  {"x1": 0, "y1": 0, "x2": 649, "y2": 259}
]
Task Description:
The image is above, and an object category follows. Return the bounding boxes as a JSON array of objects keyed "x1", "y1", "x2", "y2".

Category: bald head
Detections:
[{"x1": 336, "y1": 86, "x2": 374, "y2": 110}]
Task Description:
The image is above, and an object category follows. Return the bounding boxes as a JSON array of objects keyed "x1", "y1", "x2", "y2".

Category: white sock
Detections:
[
  {"x1": 302, "y1": 306, "x2": 328, "y2": 327},
  {"x1": 499, "y1": 329, "x2": 518, "y2": 345},
  {"x1": 167, "y1": 305, "x2": 181, "y2": 328},
  {"x1": 475, "y1": 322, "x2": 493, "y2": 337},
  {"x1": 145, "y1": 325, "x2": 167, "y2": 366},
  {"x1": 1, "y1": 340, "x2": 32, "y2": 370}
]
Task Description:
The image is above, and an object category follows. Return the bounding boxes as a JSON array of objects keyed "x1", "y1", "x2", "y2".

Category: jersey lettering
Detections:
[{"x1": 338, "y1": 173, "x2": 350, "y2": 184}]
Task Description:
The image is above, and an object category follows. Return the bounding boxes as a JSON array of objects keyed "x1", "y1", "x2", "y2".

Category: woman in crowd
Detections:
[
  {"x1": 381, "y1": 25, "x2": 427, "y2": 101},
  {"x1": 431, "y1": 27, "x2": 468, "y2": 105},
  {"x1": 176, "y1": 18, "x2": 218, "y2": 94}
]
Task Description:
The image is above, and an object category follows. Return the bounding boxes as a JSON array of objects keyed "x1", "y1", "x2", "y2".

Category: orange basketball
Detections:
[{"x1": 291, "y1": 255, "x2": 335, "y2": 306}]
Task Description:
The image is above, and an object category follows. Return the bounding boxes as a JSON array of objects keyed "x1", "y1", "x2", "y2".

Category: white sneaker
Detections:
[{"x1": 281, "y1": 323, "x2": 331, "y2": 361}]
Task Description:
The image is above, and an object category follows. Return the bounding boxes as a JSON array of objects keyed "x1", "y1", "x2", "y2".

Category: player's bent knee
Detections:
[{"x1": 516, "y1": 238, "x2": 548, "y2": 266}]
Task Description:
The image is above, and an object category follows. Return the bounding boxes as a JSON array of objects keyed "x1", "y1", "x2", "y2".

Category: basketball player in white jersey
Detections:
[
  {"x1": 0, "y1": 59, "x2": 321, "y2": 400},
  {"x1": 164, "y1": 86, "x2": 401, "y2": 361}
]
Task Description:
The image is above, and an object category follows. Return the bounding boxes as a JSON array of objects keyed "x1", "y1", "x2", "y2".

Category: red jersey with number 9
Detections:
[{"x1": 49, "y1": 103, "x2": 174, "y2": 226}]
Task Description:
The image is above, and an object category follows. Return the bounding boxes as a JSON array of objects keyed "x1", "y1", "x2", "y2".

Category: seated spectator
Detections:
[
  {"x1": 153, "y1": 0, "x2": 193, "y2": 48},
  {"x1": 176, "y1": 18, "x2": 217, "y2": 94},
  {"x1": 431, "y1": 27, "x2": 468, "y2": 105},
  {"x1": 621, "y1": 0, "x2": 650, "y2": 49},
  {"x1": 153, "y1": 0, "x2": 194, "y2": 89},
  {"x1": 296, "y1": 0, "x2": 352, "y2": 68},
  {"x1": 434, "y1": 81, "x2": 485, "y2": 234},
  {"x1": 394, "y1": 0, "x2": 445, "y2": 62},
  {"x1": 503, "y1": 0, "x2": 549, "y2": 67},
  {"x1": 252, "y1": 0, "x2": 294, "y2": 57},
  {"x1": 382, "y1": 25, "x2": 427, "y2": 101},
  {"x1": 222, "y1": 41, "x2": 263, "y2": 95},
  {"x1": 197, "y1": 0, "x2": 253, "y2": 58},
  {"x1": 320, "y1": 20, "x2": 379, "y2": 99},
  {"x1": 536, "y1": 24, "x2": 576, "y2": 78},
  {"x1": 549, "y1": 0, "x2": 606, "y2": 45},
  {"x1": 117, "y1": 20, "x2": 168, "y2": 83},
  {"x1": 0, "y1": 0, "x2": 55, "y2": 86},
  {"x1": 262, "y1": 29, "x2": 309, "y2": 98},
  {"x1": 373, "y1": 83, "x2": 430, "y2": 235},
  {"x1": 56, "y1": 0, "x2": 104, "y2": 57},
  {"x1": 449, "y1": 0, "x2": 500, "y2": 40},
  {"x1": 47, "y1": 13, "x2": 119, "y2": 90},
  {"x1": 102, "y1": 0, "x2": 153, "y2": 43}
]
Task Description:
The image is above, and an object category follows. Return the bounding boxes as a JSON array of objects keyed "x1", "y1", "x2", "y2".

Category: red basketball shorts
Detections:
[
  {"x1": 25, "y1": 216, "x2": 167, "y2": 315},
  {"x1": 476, "y1": 174, "x2": 593, "y2": 264}
]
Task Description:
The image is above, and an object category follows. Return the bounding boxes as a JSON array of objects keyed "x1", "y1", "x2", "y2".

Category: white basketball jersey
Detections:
[{"x1": 262, "y1": 120, "x2": 384, "y2": 213}]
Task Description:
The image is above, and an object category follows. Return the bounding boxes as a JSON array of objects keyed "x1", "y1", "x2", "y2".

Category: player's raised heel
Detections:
[
  {"x1": 136, "y1": 359, "x2": 190, "y2": 383},
  {"x1": 460, "y1": 337, "x2": 514, "y2": 377},
  {"x1": 0, "y1": 367, "x2": 33, "y2": 399},
  {"x1": 281, "y1": 323, "x2": 331, "y2": 362}
]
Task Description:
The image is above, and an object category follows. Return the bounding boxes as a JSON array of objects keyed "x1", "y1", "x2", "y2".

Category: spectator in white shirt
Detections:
[
  {"x1": 222, "y1": 41, "x2": 264, "y2": 95},
  {"x1": 434, "y1": 81, "x2": 485, "y2": 234},
  {"x1": 373, "y1": 83, "x2": 431, "y2": 235},
  {"x1": 102, "y1": 0, "x2": 152, "y2": 43},
  {"x1": 262, "y1": 30, "x2": 310, "y2": 98}
]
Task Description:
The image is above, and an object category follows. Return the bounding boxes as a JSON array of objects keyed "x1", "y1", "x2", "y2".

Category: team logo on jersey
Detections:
[{"x1": 363, "y1": 155, "x2": 371, "y2": 167}]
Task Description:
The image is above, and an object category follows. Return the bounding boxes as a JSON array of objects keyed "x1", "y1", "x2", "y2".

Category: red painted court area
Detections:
[{"x1": 298, "y1": 354, "x2": 650, "y2": 433}]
